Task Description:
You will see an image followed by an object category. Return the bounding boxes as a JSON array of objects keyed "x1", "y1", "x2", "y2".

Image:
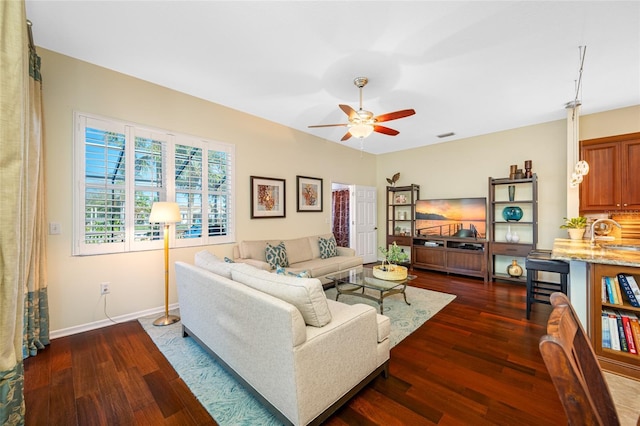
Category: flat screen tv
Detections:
[{"x1": 415, "y1": 197, "x2": 486, "y2": 238}]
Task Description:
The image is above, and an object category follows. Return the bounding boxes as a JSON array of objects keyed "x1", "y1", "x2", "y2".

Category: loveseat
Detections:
[
  {"x1": 175, "y1": 252, "x2": 390, "y2": 426},
  {"x1": 232, "y1": 233, "x2": 363, "y2": 285}
]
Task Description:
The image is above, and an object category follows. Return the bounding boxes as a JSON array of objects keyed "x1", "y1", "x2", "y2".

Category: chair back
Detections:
[{"x1": 539, "y1": 292, "x2": 620, "y2": 426}]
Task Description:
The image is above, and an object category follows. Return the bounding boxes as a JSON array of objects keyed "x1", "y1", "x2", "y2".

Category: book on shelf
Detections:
[
  {"x1": 617, "y1": 273, "x2": 640, "y2": 307},
  {"x1": 604, "y1": 276, "x2": 623, "y2": 305},
  {"x1": 616, "y1": 312, "x2": 629, "y2": 352},
  {"x1": 620, "y1": 312, "x2": 637, "y2": 355},
  {"x1": 613, "y1": 276, "x2": 624, "y2": 305},
  {"x1": 602, "y1": 311, "x2": 612, "y2": 349},
  {"x1": 604, "y1": 309, "x2": 622, "y2": 351},
  {"x1": 630, "y1": 313, "x2": 640, "y2": 353},
  {"x1": 604, "y1": 277, "x2": 618, "y2": 304}
]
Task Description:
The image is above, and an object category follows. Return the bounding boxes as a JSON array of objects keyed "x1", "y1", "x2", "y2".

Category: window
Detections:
[{"x1": 74, "y1": 112, "x2": 235, "y2": 255}]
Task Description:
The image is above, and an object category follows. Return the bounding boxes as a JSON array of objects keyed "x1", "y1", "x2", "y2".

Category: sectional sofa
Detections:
[
  {"x1": 175, "y1": 252, "x2": 390, "y2": 425},
  {"x1": 232, "y1": 233, "x2": 363, "y2": 285}
]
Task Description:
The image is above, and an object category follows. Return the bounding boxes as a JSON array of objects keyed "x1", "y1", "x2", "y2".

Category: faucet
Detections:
[{"x1": 590, "y1": 218, "x2": 622, "y2": 246}]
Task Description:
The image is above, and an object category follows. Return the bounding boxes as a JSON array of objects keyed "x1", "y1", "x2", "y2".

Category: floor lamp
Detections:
[{"x1": 149, "y1": 201, "x2": 181, "y2": 326}]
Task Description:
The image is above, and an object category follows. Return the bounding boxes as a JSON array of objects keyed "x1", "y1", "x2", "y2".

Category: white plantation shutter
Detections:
[{"x1": 74, "y1": 112, "x2": 235, "y2": 255}]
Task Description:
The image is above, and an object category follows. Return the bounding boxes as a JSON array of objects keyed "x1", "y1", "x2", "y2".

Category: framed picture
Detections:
[
  {"x1": 250, "y1": 176, "x2": 286, "y2": 218},
  {"x1": 296, "y1": 176, "x2": 323, "y2": 212}
]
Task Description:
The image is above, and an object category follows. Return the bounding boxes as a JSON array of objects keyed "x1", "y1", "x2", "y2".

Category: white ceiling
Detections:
[{"x1": 25, "y1": 1, "x2": 640, "y2": 154}]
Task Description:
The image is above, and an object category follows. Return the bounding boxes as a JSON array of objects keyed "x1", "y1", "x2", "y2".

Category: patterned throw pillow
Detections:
[
  {"x1": 319, "y1": 235, "x2": 338, "y2": 259},
  {"x1": 265, "y1": 242, "x2": 289, "y2": 269},
  {"x1": 276, "y1": 266, "x2": 310, "y2": 278},
  {"x1": 223, "y1": 257, "x2": 234, "y2": 263}
]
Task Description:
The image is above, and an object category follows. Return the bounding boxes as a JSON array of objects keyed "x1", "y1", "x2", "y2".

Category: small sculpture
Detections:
[{"x1": 386, "y1": 172, "x2": 400, "y2": 186}]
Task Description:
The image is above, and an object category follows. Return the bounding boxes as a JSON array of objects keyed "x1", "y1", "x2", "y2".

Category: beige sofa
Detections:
[
  {"x1": 175, "y1": 254, "x2": 390, "y2": 426},
  {"x1": 232, "y1": 233, "x2": 363, "y2": 285}
]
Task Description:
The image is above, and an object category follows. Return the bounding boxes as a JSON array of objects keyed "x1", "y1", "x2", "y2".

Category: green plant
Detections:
[
  {"x1": 379, "y1": 241, "x2": 409, "y2": 268},
  {"x1": 560, "y1": 216, "x2": 587, "y2": 229}
]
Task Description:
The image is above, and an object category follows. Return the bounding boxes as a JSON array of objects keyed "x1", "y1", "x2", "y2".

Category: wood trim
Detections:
[{"x1": 581, "y1": 132, "x2": 640, "y2": 147}]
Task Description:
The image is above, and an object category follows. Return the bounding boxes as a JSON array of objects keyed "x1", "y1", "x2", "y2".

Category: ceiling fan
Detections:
[{"x1": 309, "y1": 77, "x2": 416, "y2": 141}]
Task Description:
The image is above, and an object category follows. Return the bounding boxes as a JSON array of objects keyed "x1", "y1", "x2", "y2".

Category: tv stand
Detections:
[{"x1": 412, "y1": 236, "x2": 488, "y2": 282}]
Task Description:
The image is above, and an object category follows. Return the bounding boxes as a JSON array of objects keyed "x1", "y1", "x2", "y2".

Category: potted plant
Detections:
[
  {"x1": 374, "y1": 242, "x2": 409, "y2": 280},
  {"x1": 560, "y1": 216, "x2": 587, "y2": 240}
]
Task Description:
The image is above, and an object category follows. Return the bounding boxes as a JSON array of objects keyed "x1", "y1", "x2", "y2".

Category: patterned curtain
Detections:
[
  {"x1": 0, "y1": 4, "x2": 49, "y2": 423},
  {"x1": 332, "y1": 189, "x2": 350, "y2": 247},
  {"x1": 23, "y1": 20, "x2": 49, "y2": 360}
]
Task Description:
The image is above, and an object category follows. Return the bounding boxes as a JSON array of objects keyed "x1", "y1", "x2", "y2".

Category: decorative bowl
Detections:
[
  {"x1": 373, "y1": 265, "x2": 408, "y2": 280},
  {"x1": 502, "y1": 206, "x2": 524, "y2": 222}
]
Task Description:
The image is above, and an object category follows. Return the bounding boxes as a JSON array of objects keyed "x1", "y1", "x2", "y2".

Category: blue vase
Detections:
[{"x1": 502, "y1": 206, "x2": 523, "y2": 222}]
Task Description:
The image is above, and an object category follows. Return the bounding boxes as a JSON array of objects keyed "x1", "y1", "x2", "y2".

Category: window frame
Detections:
[{"x1": 73, "y1": 111, "x2": 235, "y2": 256}]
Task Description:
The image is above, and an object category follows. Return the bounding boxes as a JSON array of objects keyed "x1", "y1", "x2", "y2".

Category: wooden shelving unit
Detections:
[
  {"x1": 590, "y1": 263, "x2": 640, "y2": 380},
  {"x1": 488, "y1": 174, "x2": 538, "y2": 283},
  {"x1": 386, "y1": 185, "x2": 419, "y2": 265},
  {"x1": 412, "y1": 236, "x2": 488, "y2": 282}
]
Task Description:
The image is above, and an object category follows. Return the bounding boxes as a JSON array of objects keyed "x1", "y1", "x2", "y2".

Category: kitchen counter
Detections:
[
  {"x1": 549, "y1": 238, "x2": 640, "y2": 330},
  {"x1": 551, "y1": 238, "x2": 640, "y2": 267}
]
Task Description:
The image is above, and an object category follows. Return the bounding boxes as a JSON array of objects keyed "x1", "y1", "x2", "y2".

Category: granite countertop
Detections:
[{"x1": 552, "y1": 238, "x2": 640, "y2": 267}]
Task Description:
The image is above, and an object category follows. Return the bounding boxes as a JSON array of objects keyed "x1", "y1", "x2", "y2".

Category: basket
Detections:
[{"x1": 372, "y1": 265, "x2": 408, "y2": 281}]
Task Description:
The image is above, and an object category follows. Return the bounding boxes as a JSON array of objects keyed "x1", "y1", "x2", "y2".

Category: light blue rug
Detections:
[{"x1": 139, "y1": 286, "x2": 455, "y2": 425}]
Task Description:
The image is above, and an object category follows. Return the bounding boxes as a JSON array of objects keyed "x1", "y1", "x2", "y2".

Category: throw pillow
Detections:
[
  {"x1": 276, "y1": 266, "x2": 310, "y2": 278},
  {"x1": 224, "y1": 257, "x2": 234, "y2": 263},
  {"x1": 318, "y1": 235, "x2": 338, "y2": 259},
  {"x1": 194, "y1": 250, "x2": 233, "y2": 279},
  {"x1": 265, "y1": 242, "x2": 289, "y2": 269},
  {"x1": 231, "y1": 267, "x2": 331, "y2": 327}
]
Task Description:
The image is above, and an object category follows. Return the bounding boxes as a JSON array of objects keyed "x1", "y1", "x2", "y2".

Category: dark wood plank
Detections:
[{"x1": 24, "y1": 268, "x2": 566, "y2": 425}]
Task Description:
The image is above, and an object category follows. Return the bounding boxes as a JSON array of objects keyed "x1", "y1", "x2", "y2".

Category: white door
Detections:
[{"x1": 351, "y1": 185, "x2": 377, "y2": 264}]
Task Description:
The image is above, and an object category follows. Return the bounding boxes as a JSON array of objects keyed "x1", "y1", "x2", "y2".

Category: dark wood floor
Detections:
[{"x1": 24, "y1": 269, "x2": 566, "y2": 425}]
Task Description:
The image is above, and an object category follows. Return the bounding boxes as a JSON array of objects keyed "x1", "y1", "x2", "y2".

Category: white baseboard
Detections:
[{"x1": 50, "y1": 303, "x2": 180, "y2": 339}]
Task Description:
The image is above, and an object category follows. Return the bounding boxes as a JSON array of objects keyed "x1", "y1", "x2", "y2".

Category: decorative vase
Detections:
[
  {"x1": 511, "y1": 231, "x2": 520, "y2": 243},
  {"x1": 567, "y1": 228, "x2": 586, "y2": 240},
  {"x1": 507, "y1": 259, "x2": 523, "y2": 278},
  {"x1": 508, "y1": 185, "x2": 515, "y2": 202},
  {"x1": 505, "y1": 225, "x2": 513, "y2": 242},
  {"x1": 502, "y1": 206, "x2": 524, "y2": 222}
]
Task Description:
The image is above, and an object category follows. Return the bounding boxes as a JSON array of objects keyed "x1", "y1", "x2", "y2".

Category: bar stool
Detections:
[{"x1": 525, "y1": 250, "x2": 569, "y2": 319}]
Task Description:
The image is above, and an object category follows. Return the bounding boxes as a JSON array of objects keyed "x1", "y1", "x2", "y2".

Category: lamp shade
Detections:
[
  {"x1": 348, "y1": 123, "x2": 374, "y2": 139},
  {"x1": 149, "y1": 202, "x2": 181, "y2": 223}
]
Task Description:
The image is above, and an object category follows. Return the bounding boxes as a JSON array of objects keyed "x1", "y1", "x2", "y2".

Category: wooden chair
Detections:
[{"x1": 539, "y1": 292, "x2": 621, "y2": 425}]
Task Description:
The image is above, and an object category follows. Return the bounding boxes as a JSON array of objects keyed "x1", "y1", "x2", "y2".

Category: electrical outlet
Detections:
[{"x1": 100, "y1": 282, "x2": 110, "y2": 295}]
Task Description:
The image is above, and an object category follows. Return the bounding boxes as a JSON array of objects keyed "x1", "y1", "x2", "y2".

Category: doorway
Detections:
[{"x1": 331, "y1": 183, "x2": 378, "y2": 264}]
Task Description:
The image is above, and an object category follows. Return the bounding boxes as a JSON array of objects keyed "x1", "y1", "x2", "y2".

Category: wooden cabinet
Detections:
[
  {"x1": 488, "y1": 175, "x2": 538, "y2": 283},
  {"x1": 386, "y1": 185, "x2": 419, "y2": 264},
  {"x1": 590, "y1": 263, "x2": 640, "y2": 380},
  {"x1": 412, "y1": 237, "x2": 488, "y2": 281},
  {"x1": 580, "y1": 132, "x2": 640, "y2": 212}
]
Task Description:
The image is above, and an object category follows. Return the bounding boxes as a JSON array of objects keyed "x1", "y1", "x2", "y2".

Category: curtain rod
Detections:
[{"x1": 27, "y1": 19, "x2": 35, "y2": 50}]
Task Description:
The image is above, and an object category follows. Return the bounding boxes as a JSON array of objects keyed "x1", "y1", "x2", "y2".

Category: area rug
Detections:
[{"x1": 139, "y1": 286, "x2": 455, "y2": 425}]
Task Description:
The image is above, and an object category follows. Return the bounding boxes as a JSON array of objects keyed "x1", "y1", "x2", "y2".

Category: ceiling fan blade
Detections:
[
  {"x1": 308, "y1": 123, "x2": 348, "y2": 128},
  {"x1": 339, "y1": 104, "x2": 359, "y2": 120},
  {"x1": 374, "y1": 109, "x2": 416, "y2": 123},
  {"x1": 373, "y1": 125, "x2": 400, "y2": 136},
  {"x1": 340, "y1": 131, "x2": 353, "y2": 141}
]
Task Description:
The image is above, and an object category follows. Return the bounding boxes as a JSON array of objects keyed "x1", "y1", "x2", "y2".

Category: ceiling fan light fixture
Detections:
[{"x1": 349, "y1": 123, "x2": 374, "y2": 139}]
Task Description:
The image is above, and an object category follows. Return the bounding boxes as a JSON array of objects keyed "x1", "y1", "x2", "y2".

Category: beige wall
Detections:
[
  {"x1": 40, "y1": 48, "x2": 377, "y2": 334},
  {"x1": 581, "y1": 105, "x2": 640, "y2": 140},
  {"x1": 376, "y1": 105, "x2": 640, "y2": 270},
  {"x1": 376, "y1": 121, "x2": 568, "y2": 251},
  {"x1": 40, "y1": 47, "x2": 640, "y2": 335}
]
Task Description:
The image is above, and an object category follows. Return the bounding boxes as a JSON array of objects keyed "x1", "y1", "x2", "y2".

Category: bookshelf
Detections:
[
  {"x1": 591, "y1": 263, "x2": 640, "y2": 379},
  {"x1": 386, "y1": 184, "x2": 419, "y2": 266},
  {"x1": 488, "y1": 174, "x2": 538, "y2": 283}
]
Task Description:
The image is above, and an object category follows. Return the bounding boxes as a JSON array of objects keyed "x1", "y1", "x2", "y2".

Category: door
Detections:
[{"x1": 352, "y1": 185, "x2": 377, "y2": 263}]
